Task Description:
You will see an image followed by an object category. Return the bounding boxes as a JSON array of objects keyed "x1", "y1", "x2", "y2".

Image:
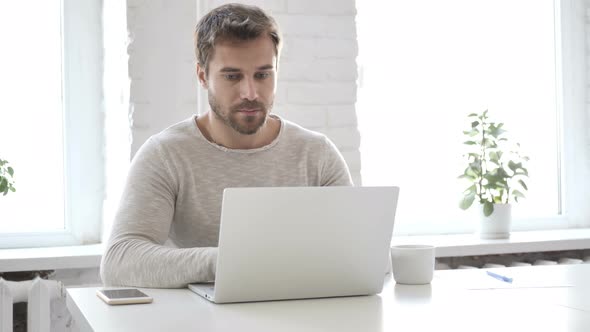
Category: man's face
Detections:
[{"x1": 199, "y1": 35, "x2": 277, "y2": 135}]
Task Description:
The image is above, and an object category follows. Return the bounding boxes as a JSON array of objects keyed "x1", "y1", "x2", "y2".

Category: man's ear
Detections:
[{"x1": 196, "y1": 63, "x2": 208, "y2": 89}]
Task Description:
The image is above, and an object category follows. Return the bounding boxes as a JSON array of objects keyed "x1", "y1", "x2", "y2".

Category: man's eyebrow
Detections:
[
  {"x1": 219, "y1": 67, "x2": 241, "y2": 73},
  {"x1": 218, "y1": 65, "x2": 274, "y2": 72},
  {"x1": 257, "y1": 64, "x2": 274, "y2": 70}
]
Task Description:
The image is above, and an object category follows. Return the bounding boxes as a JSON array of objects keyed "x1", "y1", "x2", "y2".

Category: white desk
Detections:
[{"x1": 67, "y1": 264, "x2": 590, "y2": 332}]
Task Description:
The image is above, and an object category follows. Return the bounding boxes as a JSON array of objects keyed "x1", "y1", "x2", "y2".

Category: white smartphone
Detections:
[{"x1": 96, "y1": 288, "x2": 153, "y2": 305}]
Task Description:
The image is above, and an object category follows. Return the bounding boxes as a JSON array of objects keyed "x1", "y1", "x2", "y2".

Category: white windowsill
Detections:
[
  {"x1": 393, "y1": 228, "x2": 590, "y2": 257},
  {"x1": 1, "y1": 229, "x2": 589, "y2": 273},
  {"x1": 0, "y1": 244, "x2": 104, "y2": 273}
]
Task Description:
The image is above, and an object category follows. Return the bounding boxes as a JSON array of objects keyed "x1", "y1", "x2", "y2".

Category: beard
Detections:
[{"x1": 208, "y1": 91, "x2": 273, "y2": 135}]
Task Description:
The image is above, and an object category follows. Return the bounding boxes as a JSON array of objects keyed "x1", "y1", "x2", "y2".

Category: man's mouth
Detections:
[{"x1": 237, "y1": 108, "x2": 260, "y2": 114}]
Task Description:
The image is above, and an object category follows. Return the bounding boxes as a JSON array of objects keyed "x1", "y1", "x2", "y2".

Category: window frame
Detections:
[
  {"x1": 556, "y1": 0, "x2": 589, "y2": 230},
  {"x1": 0, "y1": 0, "x2": 104, "y2": 249}
]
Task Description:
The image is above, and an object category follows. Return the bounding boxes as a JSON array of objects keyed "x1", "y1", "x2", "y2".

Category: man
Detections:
[{"x1": 100, "y1": 3, "x2": 352, "y2": 288}]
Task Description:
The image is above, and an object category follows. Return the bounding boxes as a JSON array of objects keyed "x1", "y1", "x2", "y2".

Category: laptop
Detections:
[{"x1": 188, "y1": 186, "x2": 399, "y2": 304}]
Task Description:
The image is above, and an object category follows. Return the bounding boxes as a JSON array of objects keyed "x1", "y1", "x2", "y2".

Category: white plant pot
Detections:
[{"x1": 478, "y1": 203, "x2": 512, "y2": 239}]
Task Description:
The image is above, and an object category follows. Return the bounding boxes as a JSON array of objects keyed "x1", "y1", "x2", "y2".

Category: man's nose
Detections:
[{"x1": 239, "y1": 77, "x2": 258, "y2": 101}]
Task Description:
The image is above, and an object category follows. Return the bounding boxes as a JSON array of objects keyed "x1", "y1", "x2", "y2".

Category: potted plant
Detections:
[
  {"x1": 0, "y1": 158, "x2": 16, "y2": 196},
  {"x1": 458, "y1": 110, "x2": 529, "y2": 239}
]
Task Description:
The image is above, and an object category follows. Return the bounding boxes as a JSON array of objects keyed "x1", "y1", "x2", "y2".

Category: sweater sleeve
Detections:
[
  {"x1": 100, "y1": 137, "x2": 217, "y2": 288},
  {"x1": 320, "y1": 136, "x2": 354, "y2": 186}
]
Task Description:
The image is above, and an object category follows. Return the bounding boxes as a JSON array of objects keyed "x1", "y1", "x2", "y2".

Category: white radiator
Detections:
[
  {"x1": 0, "y1": 278, "x2": 63, "y2": 332},
  {"x1": 436, "y1": 256, "x2": 589, "y2": 270}
]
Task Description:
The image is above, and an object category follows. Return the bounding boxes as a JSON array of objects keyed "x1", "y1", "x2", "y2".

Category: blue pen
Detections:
[{"x1": 486, "y1": 271, "x2": 513, "y2": 283}]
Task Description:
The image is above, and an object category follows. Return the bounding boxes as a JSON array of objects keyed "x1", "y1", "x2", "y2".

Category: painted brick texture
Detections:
[{"x1": 127, "y1": 0, "x2": 198, "y2": 153}]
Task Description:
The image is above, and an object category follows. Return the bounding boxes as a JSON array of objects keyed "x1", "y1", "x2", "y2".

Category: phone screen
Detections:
[{"x1": 100, "y1": 289, "x2": 149, "y2": 299}]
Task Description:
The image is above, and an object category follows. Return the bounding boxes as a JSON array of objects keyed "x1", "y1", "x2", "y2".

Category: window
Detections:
[
  {"x1": 0, "y1": 0, "x2": 104, "y2": 248},
  {"x1": 0, "y1": 1, "x2": 65, "y2": 232},
  {"x1": 356, "y1": 0, "x2": 589, "y2": 234}
]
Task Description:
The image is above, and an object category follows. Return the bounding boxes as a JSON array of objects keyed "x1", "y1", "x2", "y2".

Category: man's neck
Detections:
[{"x1": 197, "y1": 112, "x2": 280, "y2": 150}]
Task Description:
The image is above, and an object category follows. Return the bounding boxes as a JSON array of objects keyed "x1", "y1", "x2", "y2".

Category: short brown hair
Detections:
[{"x1": 194, "y1": 3, "x2": 282, "y2": 73}]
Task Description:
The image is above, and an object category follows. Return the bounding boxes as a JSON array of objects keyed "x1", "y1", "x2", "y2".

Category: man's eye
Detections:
[
  {"x1": 255, "y1": 72, "x2": 271, "y2": 79},
  {"x1": 224, "y1": 74, "x2": 241, "y2": 80}
]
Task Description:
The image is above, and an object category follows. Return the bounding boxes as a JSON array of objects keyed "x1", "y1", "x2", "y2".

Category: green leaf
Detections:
[
  {"x1": 496, "y1": 167, "x2": 510, "y2": 179},
  {"x1": 512, "y1": 189, "x2": 526, "y2": 198},
  {"x1": 468, "y1": 160, "x2": 482, "y2": 169},
  {"x1": 460, "y1": 192, "x2": 476, "y2": 210},
  {"x1": 0, "y1": 178, "x2": 6, "y2": 193},
  {"x1": 7, "y1": 167, "x2": 14, "y2": 177},
  {"x1": 483, "y1": 201, "x2": 494, "y2": 217},
  {"x1": 465, "y1": 167, "x2": 479, "y2": 178},
  {"x1": 489, "y1": 151, "x2": 499, "y2": 162},
  {"x1": 471, "y1": 121, "x2": 480, "y2": 128},
  {"x1": 485, "y1": 169, "x2": 508, "y2": 185},
  {"x1": 488, "y1": 124, "x2": 506, "y2": 138},
  {"x1": 458, "y1": 174, "x2": 476, "y2": 181},
  {"x1": 464, "y1": 141, "x2": 477, "y2": 145},
  {"x1": 507, "y1": 161, "x2": 518, "y2": 172},
  {"x1": 463, "y1": 129, "x2": 480, "y2": 137},
  {"x1": 468, "y1": 113, "x2": 478, "y2": 117},
  {"x1": 518, "y1": 179, "x2": 528, "y2": 191},
  {"x1": 483, "y1": 138, "x2": 495, "y2": 148},
  {"x1": 463, "y1": 184, "x2": 477, "y2": 194}
]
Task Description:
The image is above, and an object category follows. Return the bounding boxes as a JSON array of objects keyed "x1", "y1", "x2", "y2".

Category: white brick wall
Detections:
[
  {"x1": 127, "y1": 0, "x2": 198, "y2": 154},
  {"x1": 274, "y1": 15, "x2": 357, "y2": 38},
  {"x1": 286, "y1": 0, "x2": 356, "y2": 15},
  {"x1": 207, "y1": 0, "x2": 288, "y2": 13},
  {"x1": 129, "y1": 0, "x2": 361, "y2": 183}
]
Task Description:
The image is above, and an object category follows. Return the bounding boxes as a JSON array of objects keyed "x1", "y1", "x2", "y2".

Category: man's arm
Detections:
[
  {"x1": 320, "y1": 136, "x2": 354, "y2": 186},
  {"x1": 100, "y1": 138, "x2": 217, "y2": 288}
]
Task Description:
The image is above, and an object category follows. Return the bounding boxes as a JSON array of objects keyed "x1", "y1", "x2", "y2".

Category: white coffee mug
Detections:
[{"x1": 390, "y1": 245, "x2": 435, "y2": 285}]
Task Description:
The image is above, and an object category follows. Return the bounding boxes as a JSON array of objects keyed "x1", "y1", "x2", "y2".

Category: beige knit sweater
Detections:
[{"x1": 100, "y1": 115, "x2": 352, "y2": 287}]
